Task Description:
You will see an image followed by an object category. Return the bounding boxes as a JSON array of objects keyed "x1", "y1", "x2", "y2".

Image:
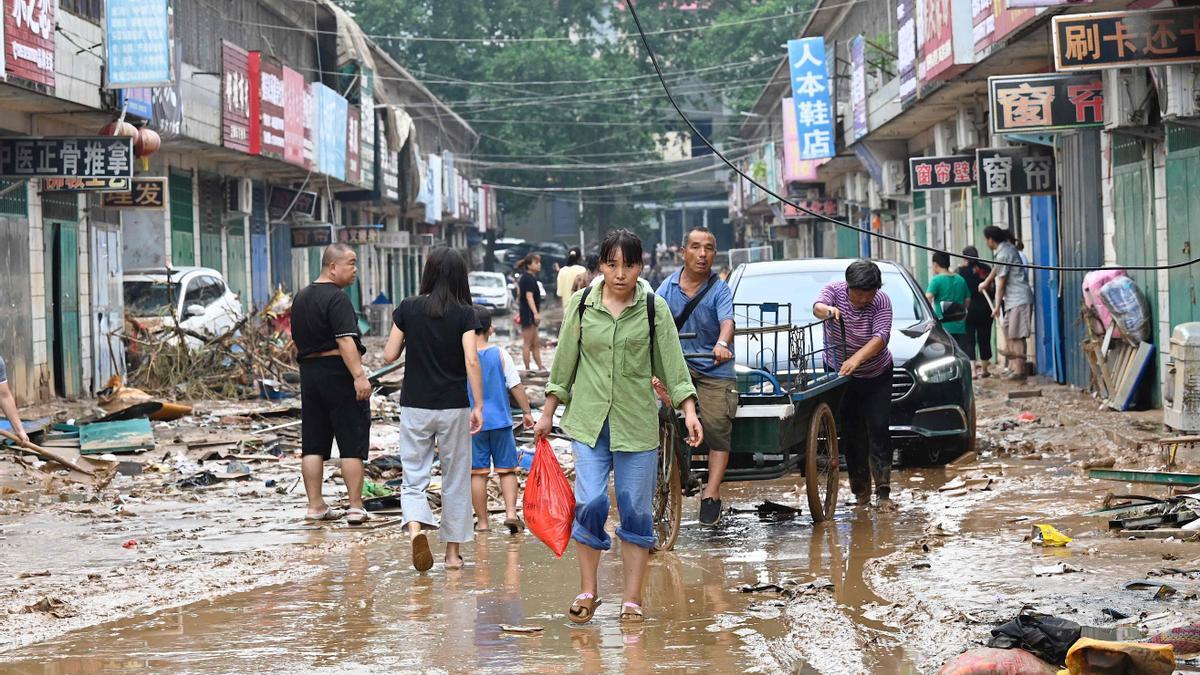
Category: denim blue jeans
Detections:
[{"x1": 571, "y1": 421, "x2": 658, "y2": 551}]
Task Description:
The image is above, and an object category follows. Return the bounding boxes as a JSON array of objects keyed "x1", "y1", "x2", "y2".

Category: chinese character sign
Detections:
[
  {"x1": 898, "y1": 0, "x2": 919, "y2": 106},
  {"x1": 290, "y1": 225, "x2": 334, "y2": 248},
  {"x1": 975, "y1": 147, "x2": 1056, "y2": 197},
  {"x1": 1053, "y1": 7, "x2": 1200, "y2": 71},
  {"x1": 909, "y1": 155, "x2": 976, "y2": 191},
  {"x1": 314, "y1": 83, "x2": 348, "y2": 181},
  {"x1": 105, "y1": 0, "x2": 172, "y2": 87},
  {"x1": 0, "y1": 137, "x2": 134, "y2": 179},
  {"x1": 426, "y1": 153, "x2": 443, "y2": 224},
  {"x1": 260, "y1": 59, "x2": 286, "y2": 160},
  {"x1": 989, "y1": 73, "x2": 1103, "y2": 133},
  {"x1": 42, "y1": 177, "x2": 131, "y2": 192},
  {"x1": 849, "y1": 36, "x2": 869, "y2": 144},
  {"x1": 282, "y1": 67, "x2": 306, "y2": 167},
  {"x1": 919, "y1": 0, "x2": 955, "y2": 82},
  {"x1": 101, "y1": 178, "x2": 168, "y2": 209},
  {"x1": 222, "y1": 42, "x2": 253, "y2": 154},
  {"x1": 5, "y1": 0, "x2": 56, "y2": 89},
  {"x1": 787, "y1": 38, "x2": 835, "y2": 160}
]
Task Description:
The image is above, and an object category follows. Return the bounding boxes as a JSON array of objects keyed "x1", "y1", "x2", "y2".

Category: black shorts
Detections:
[
  {"x1": 951, "y1": 332, "x2": 973, "y2": 358},
  {"x1": 299, "y1": 356, "x2": 370, "y2": 460}
]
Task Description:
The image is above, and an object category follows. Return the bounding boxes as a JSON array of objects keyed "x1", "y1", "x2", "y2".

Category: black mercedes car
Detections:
[{"x1": 728, "y1": 258, "x2": 975, "y2": 466}]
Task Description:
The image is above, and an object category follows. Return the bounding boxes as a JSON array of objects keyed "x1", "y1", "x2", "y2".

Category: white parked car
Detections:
[
  {"x1": 124, "y1": 267, "x2": 244, "y2": 345},
  {"x1": 469, "y1": 271, "x2": 512, "y2": 314}
]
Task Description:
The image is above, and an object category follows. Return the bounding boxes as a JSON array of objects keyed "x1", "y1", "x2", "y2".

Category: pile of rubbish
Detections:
[{"x1": 121, "y1": 289, "x2": 296, "y2": 401}]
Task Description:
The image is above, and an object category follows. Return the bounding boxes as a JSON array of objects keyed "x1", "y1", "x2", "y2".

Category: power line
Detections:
[{"x1": 622, "y1": 0, "x2": 1200, "y2": 274}]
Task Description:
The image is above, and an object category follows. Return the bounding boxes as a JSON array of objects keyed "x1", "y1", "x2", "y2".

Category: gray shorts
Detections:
[{"x1": 1004, "y1": 304, "x2": 1032, "y2": 339}]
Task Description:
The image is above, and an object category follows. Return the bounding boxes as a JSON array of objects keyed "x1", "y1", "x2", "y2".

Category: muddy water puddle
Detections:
[{"x1": 0, "y1": 474, "x2": 950, "y2": 674}]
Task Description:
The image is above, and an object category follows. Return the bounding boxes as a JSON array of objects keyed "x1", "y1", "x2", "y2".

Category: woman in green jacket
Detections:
[{"x1": 534, "y1": 229, "x2": 703, "y2": 625}]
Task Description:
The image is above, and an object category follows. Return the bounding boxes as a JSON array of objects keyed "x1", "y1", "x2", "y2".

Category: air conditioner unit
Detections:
[
  {"x1": 881, "y1": 160, "x2": 908, "y2": 197},
  {"x1": 417, "y1": 233, "x2": 435, "y2": 247},
  {"x1": 1162, "y1": 64, "x2": 1200, "y2": 120},
  {"x1": 868, "y1": 179, "x2": 883, "y2": 211},
  {"x1": 955, "y1": 106, "x2": 981, "y2": 150},
  {"x1": 225, "y1": 178, "x2": 252, "y2": 215},
  {"x1": 1104, "y1": 68, "x2": 1152, "y2": 129}
]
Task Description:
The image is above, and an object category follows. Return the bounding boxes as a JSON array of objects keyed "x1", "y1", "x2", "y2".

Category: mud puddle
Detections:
[{"x1": 0, "y1": 474, "x2": 944, "y2": 674}]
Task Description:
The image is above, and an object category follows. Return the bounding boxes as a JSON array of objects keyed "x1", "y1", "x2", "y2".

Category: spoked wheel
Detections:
[
  {"x1": 805, "y1": 402, "x2": 840, "y2": 523},
  {"x1": 651, "y1": 414, "x2": 683, "y2": 552}
]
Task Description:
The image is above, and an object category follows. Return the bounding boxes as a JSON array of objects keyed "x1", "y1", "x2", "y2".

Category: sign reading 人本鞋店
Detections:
[
  {"x1": 1053, "y1": 7, "x2": 1200, "y2": 71},
  {"x1": 0, "y1": 137, "x2": 134, "y2": 179},
  {"x1": 101, "y1": 178, "x2": 168, "y2": 209},
  {"x1": 908, "y1": 155, "x2": 976, "y2": 191},
  {"x1": 975, "y1": 147, "x2": 1057, "y2": 198},
  {"x1": 988, "y1": 73, "x2": 1104, "y2": 133}
]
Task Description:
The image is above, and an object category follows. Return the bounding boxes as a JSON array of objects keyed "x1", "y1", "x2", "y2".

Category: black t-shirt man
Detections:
[
  {"x1": 292, "y1": 282, "x2": 365, "y2": 358},
  {"x1": 392, "y1": 297, "x2": 481, "y2": 410}
]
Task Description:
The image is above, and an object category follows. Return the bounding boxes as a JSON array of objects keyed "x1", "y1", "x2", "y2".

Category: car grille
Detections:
[{"x1": 892, "y1": 368, "x2": 915, "y2": 401}]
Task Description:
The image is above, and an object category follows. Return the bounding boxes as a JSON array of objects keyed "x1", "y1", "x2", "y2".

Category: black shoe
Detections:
[{"x1": 699, "y1": 497, "x2": 722, "y2": 526}]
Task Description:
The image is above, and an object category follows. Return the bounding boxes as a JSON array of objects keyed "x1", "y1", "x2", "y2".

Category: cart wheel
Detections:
[
  {"x1": 652, "y1": 415, "x2": 683, "y2": 553},
  {"x1": 805, "y1": 402, "x2": 840, "y2": 523}
]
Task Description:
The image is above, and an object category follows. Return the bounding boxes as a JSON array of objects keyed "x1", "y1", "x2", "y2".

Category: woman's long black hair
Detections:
[{"x1": 419, "y1": 246, "x2": 472, "y2": 318}]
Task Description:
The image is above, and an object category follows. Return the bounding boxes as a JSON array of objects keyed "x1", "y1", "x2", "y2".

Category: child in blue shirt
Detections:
[{"x1": 469, "y1": 306, "x2": 535, "y2": 534}]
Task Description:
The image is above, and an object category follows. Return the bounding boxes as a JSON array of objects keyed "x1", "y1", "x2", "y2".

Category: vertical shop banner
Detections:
[
  {"x1": 314, "y1": 84, "x2": 348, "y2": 181},
  {"x1": 444, "y1": 151, "x2": 458, "y2": 219},
  {"x1": 221, "y1": 42, "x2": 253, "y2": 154},
  {"x1": 897, "y1": 0, "x2": 918, "y2": 106},
  {"x1": 105, "y1": 0, "x2": 172, "y2": 87},
  {"x1": 380, "y1": 124, "x2": 400, "y2": 202},
  {"x1": 787, "y1": 38, "x2": 835, "y2": 160},
  {"x1": 247, "y1": 52, "x2": 262, "y2": 155},
  {"x1": 849, "y1": 36, "x2": 869, "y2": 144},
  {"x1": 282, "y1": 67, "x2": 306, "y2": 167},
  {"x1": 781, "y1": 98, "x2": 824, "y2": 183},
  {"x1": 360, "y1": 68, "x2": 376, "y2": 191},
  {"x1": 303, "y1": 82, "x2": 316, "y2": 171},
  {"x1": 920, "y1": 0, "x2": 955, "y2": 81},
  {"x1": 426, "y1": 153, "x2": 443, "y2": 224},
  {"x1": 989, "y1": 73, "x2": 1104, "y2": 132},
  {"x1": 346, "y1": 106, "x2": 361, "y2": 185},
  {"x1": 5, "y1": 0, "x2": 56, "y2": 89},
  {"x1": 259, "y1": 59, "x2": 286, "y2": 160},
  {"x1": 765, "y1": 141, "x2": 779, "y2": 203}
]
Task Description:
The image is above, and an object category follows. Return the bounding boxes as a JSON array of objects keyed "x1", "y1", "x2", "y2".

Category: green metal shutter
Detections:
[
  {"x1": 169, "y1": 170, "x2": 195, "y2": 265},
  {"x1": 1167, "y1": 124, "x2": 1200, "y2": 329},
  {"x1": 198, "y1": 175, "x2": 223, "y2": 270},
  {"x1": 1112, "y1": 134, "x2": 1159, "y2": 406}
]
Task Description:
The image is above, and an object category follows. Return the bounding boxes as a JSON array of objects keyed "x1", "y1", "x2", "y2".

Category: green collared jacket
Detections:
[{"x1": 547, "y1": 279, "x2": 698, "y2": 452}]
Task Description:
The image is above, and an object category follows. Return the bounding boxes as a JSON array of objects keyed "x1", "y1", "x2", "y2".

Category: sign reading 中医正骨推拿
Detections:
[{"x1": 0, "y1": 137, "x2": 134, "y2": 179}]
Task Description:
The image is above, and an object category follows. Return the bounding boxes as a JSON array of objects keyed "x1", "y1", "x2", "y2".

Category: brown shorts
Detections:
[
  {"x1": 692, "y1": 373, "x2": 738, "y2": 452},
  {"x1": 1004, "y1": 304, "x2": 1032, "y2": 340}
]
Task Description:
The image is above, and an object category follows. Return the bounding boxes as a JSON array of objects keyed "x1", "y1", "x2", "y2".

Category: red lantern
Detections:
[
  {"x1": 134, "y1": 128, "x2": 161, "y2": 158},
  {"x1": 100, "y1": 120, "x2": 139, "y2": 139}
]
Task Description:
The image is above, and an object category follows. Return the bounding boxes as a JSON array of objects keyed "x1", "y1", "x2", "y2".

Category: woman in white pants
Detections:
[{"x1": 383, "y1": 247, "x2": 483, "y2": 572}]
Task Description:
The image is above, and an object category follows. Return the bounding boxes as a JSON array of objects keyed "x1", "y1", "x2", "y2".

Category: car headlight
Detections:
[{"x1": 915, "y1": 355, "x2": 961, "y2": 383}]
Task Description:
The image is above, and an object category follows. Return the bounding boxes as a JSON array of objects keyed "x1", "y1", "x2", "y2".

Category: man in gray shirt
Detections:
[
  {"x1": 980, "y1": 226, "x2": 1034, "y2": 381},
  {"x1": 0, "y1": 357, "x2": 28, "y2": 444}
]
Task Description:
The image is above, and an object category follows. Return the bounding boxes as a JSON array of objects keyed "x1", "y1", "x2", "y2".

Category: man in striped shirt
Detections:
[{"x1": 813, "y1": 260, "x2": 896, "y2": 511}]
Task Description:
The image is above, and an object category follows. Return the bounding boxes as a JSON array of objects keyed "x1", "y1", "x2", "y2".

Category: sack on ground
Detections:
[
  {"x1": 523, "y1": 437, "x2": 576, "y2": 557},
  {"x1": 987, "y1": 609, "x2": 1081, "y2": 666},
  {"x1": 1098, "y1": 275, "x2": 1149, "y2": 345},
  {"x1": 937, "y1": 647, "x2": 1058, "y2": 675}
]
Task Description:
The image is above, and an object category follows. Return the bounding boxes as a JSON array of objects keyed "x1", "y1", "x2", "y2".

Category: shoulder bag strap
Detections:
[{"x1": 673, "y1": 274, "x2": 719, "y2": 330}]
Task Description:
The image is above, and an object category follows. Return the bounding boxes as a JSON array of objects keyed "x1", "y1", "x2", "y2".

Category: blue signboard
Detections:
[
  {"x1": 119, "y1": 88, "x2": 154, "y2": 120},
  {"x1": 105, "y1": 0, "x2": 172, "y2": 88},
  {"x1": 786, "y1": 38, "x2": 835, "y2": 160},
  {"x1": 315, "y1": 83, "x2": 348, "y2": 181}
]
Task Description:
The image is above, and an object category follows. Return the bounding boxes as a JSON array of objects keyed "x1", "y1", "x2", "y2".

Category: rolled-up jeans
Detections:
[{"x1": 571, "y1": 420, "x2": 658, "y2": 551}]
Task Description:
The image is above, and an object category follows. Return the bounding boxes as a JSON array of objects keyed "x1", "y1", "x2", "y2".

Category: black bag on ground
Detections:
[{"x1": 986, "y1": 609, "x2": 1081, "y2": 666}]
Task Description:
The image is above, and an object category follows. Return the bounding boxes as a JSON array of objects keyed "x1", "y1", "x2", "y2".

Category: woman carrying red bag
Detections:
[{"x1": 534, "y1": 229, "x2": 702, "y2": 625}]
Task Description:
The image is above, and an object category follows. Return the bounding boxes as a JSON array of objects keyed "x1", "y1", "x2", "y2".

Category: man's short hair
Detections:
[
  {"x1": 932, "y1": 251, "x2": 951, "y2": 269},
  {"x1": 321, "y1": 243, "x2": 355, "y2": 269},
  {"x1": 682, "y1": 226, "x2": 715, "y2": 248},
  {"x1": 845, "y1": 259, "x2": 883, "y2": 291},
  {"x1": 983, "y1": 226, "x2": 1009, "y2": 244},
  {"x1": 473, "y1": 305, "x2": 492, "y2": 335}
]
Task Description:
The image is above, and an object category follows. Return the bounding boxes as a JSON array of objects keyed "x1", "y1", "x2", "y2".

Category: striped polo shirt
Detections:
[{"x1": 816, "y1": 281, "x2": 893, "y2": 379}]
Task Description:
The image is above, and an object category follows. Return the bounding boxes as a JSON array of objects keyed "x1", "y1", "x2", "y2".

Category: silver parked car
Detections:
[
  {"x1": 469, "y1": 271, "x2": 512, "y2": 314},
  {"x1": 124, "y1": 267, "x2": 245, "y2": 347}
]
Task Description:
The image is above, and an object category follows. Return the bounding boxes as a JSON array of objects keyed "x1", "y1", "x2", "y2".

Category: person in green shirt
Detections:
[
  {"x1": 925, "y1": 251, "x2": 972, "y2": 356},
  {"x1": 534, "y1": 229, "x2": 702, "y2": 626}
]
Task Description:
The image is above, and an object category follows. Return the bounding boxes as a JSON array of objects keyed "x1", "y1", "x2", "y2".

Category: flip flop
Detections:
[
  {"x1": 619, "y1": 602, "x2": 645, "y2": 624},
  {"x1": 445, "y1": 555, "x2": 465, "y2": 570},
  {"x1": 568, "y1": 593, "x2": 602, "y2": 624},
  {"x1": 411, "y1": 533, "x2": 434, "y2": 572},
  {"x1": 304, "y1": 507, "x2": 345, "y2": 522},
  {"x1": 346, "y1": 508, "x2": 370, "y2": 525},
  {"x1": 504, "y1": 517, "x2": 525, "y2": 534}
]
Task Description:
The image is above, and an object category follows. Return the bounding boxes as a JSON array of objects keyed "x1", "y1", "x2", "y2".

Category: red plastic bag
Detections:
[{"x1": 523, "y1": 437, "x2": 576, "y2": 557}]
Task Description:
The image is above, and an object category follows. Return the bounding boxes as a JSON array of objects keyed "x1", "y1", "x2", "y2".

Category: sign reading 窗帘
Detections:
[
  {"x1": 975, "y1": 147, "x2": 1056, "y2": 197},
  {"x1": 989, "y1": 73, "x2": 1104, "y2": 133},
  {"x1": 105, "y1": 0, "x2": 172, "y2": 88},
  {"x1": 1053, "y1": 7, "x2": 1200, "y2": 71},
  {"x1": 0, "y1": 138, "x2": 134, "y2": 179},
  {"x1": 787, "y1": 38, "x2": 835, "y2": 160},
  {"x1": 100, "y1": 178, "x2": 168, "y2": 209},
  {"x1": 909, "y1": 155, "x2": 976, "y2": 191}
]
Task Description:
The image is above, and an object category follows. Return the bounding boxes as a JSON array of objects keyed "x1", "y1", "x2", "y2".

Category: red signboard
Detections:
[
  {"x1": 920, "y1": 0, "x2": 955, "y2": 82},
  {"x1": 259, "y1": 59, "x2": 286, "y2": 160},
  {"x1": 303, "y1": 82, "x2": 315, "y2": 171},
  {"x1": 347, "y1": 106, "x2": 361, "y2": 185},
  {"x1": 247, "y1": 52, "x2": 262, "y2": 156},
  {"x1": 5, "y1": 0, "x2": 56, "y2": 89},
  {"x1": 282, "y1": 66, "x2": 306, "y2": 167},
  {"x1": 221, "y1": 42, "x2": 252, "y2": 153},
  {"x1": 976, "y1": 0, "x2": 1037, "y2": 55}
]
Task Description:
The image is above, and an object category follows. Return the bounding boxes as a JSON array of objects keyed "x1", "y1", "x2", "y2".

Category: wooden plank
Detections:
[
  {"x1": 78, "y1": 419, "x2": 155, "y2": 455},
  {"x1": 1109, "y1": 342, "x2": 1155, "y2": 411}
]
